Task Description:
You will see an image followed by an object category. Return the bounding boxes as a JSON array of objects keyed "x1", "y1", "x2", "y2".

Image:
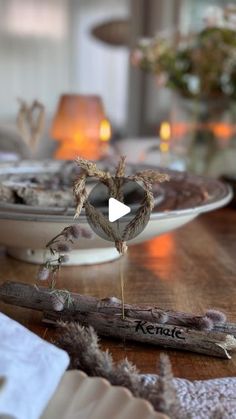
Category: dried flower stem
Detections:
[
  {"x1": 37, "y1": 224, "x2": 92, "y2": 288},
  {"x1": 55, "y1": 322, "x2": 180, "y2": 416},
  {"x1": 122, "y1": 181, "x2": 154, "y2": 241},
  {"x1": 84, "y1": 201, "x2": 118, "y2": 242},
  {"x1": 74, "y1": 173, "x2": 87, "y2": 218},
  {"x1": 119, "y1": 256, "x2": 125, "y2": 320},
  {"x1": 17, "y1": 99, "x2": 45, "y2": 153}
]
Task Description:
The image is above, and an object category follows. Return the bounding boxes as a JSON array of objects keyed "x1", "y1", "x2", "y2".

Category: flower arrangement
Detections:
[{"x1": 132, "y1": 5, "x2": 236, "y2": 100}]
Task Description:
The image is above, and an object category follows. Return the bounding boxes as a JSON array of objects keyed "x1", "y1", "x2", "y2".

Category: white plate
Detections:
[
  {"x1": 41, "y1": 370, "x2": 168, "y2": 419},
  {"x1": 0, "y1": 160, "x2": 232, "y2": 265}
]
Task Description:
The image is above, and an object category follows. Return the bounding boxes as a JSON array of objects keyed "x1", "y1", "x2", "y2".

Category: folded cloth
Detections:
[{"x1": 0, "y1": 313, "x2": 69, "y2": 419}]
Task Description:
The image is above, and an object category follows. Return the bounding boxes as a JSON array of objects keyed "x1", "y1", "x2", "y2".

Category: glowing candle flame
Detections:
[
  {"x1": 160, "y1": 121, "x2": 171, "y2": 153},
  {"x1": 100, "y1": 118, "x2": 111, "y2": 142},
  {"x1": 160, "y1": 121, "x2": 171, "y2": 141}
]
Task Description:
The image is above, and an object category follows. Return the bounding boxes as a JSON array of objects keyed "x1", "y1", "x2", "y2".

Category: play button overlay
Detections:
[
  {"x1": 108, "y1": 198, "x2": 131, "y2": 222},
  {"x1": 85, "y1": 177, "x2": 152, "y2": 242}
]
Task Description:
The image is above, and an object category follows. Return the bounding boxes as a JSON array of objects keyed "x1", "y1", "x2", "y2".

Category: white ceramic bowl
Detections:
[
  {"x1": 0, "y1": 160, "x2": 232, "y2": 265},
  {"x1": 42, "y1": 370, "x2": 167, "y2": 419}
]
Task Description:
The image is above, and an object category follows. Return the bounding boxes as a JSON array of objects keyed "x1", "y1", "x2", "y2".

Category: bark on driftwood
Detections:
[{"x1": 1, "y1": 281, "x2": 236, "y2": 359}]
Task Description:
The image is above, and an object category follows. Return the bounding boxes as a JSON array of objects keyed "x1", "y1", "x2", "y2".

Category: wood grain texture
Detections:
[
  {"x1": 1, "y1": 281, "x2": 236, "y2": 358},
  {"x1": 0, "y1": 208, "x2": 236, "y2": 379}
]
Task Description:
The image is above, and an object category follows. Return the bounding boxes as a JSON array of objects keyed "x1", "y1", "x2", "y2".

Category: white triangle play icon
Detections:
[{"x1": 108, "y1": 198, "x2": 131, "y2": 223}]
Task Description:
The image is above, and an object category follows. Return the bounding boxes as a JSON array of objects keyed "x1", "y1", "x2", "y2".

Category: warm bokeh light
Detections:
[
  {"x1": 171, "y1": 122, "x2": 189, "y2": 139},
  {"x1": 160, "y1": 121, "x2": 171, "y2": 141},
  {"x1": 160, "y1": 121, "x2": 171, "y2": 153},
  {"x1": 210, "y1": 122, "x2": 234, "y2": 140},
  {"x1": 160, "y1": 142, "x2": 169, "y2": 153},
  {"x1": 99, "y1": 118, "x2": 111, "y2": 142},
  {"x1": 146, "y1": 235, "x2": 174, "y2": 259},
  {"x1": 168, "y1": 121, "x2": 236, "y2": 142},
  {"x1": 141, "y1": 235, "x2": 175, "y2": 280}
]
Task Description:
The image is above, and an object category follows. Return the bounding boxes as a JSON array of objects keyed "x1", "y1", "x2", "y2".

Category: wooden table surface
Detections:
[{"x1": 0, "y1": 207, "x2": 236, "y2": 381}]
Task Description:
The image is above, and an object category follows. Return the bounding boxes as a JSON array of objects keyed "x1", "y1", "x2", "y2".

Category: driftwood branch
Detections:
[
  {"x1": 44, "y1": 311, "x2": 236, "y2": 359},
  {"x1": 1, "y1": 281, "x2": 236, "y2": 359},
  {"x1": 0, "y1": 281, "x2": 235, "y2": 334}
]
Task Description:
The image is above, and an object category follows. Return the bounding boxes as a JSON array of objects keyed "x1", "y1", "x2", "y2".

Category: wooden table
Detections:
[{"x1": 1, "y1": 208, "x2": 236, "y2": 381}]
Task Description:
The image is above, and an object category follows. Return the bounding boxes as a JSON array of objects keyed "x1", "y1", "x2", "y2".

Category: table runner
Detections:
[{"x1": 144, "y1": 375, "x2": 236, "y2": 418}]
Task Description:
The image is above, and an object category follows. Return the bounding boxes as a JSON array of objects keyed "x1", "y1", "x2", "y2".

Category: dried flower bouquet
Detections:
[{"x1": 132, "y1": 5, "x2": 236, "y2": 100}]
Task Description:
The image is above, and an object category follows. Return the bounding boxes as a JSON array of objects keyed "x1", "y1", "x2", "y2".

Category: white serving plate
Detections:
[
  {"x1": 41, "y1": 370, "x2": 167, "y2": 419},
  {"x1": 0, "y1": 160, "x2": 232, "y2": 265}
]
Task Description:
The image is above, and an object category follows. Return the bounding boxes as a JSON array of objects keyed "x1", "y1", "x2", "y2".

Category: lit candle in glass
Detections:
[
  {"x1": 159, "y1": 121, "x2": 171, "y2": 167},
  {"x1": 51, "y1": 94, "x2": 108, "y2": 160}
]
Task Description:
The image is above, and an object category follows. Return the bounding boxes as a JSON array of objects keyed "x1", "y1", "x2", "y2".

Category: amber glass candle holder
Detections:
[{"x1": 51, "y1": 94, "x2": 109, "y2": 160}]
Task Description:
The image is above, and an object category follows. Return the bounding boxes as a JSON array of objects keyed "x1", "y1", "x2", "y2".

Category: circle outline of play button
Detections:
[{"x1": 108, "y1": 198, "x2": 131, "y2": 222}]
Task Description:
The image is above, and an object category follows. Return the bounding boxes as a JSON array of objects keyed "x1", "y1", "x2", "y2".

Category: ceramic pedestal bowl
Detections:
[{"x1": 0, "y1": 160, "x2": 232, "y2": 265}]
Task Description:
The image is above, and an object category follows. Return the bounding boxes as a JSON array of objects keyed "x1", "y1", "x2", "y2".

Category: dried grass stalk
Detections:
[
  {"x1": 151, "y1": 354, "x2": 177, "y2": 415},
  {"x1": 114, "y1": 155, "x2": 126, "y2": 201},
  {"x1": 75, "y1": 157, "x2": 111, "y2": 183},
  {"x1": 122, "y1": 181, "x2": 154, "y2": 241},
  {"x1": 84, "y1": 201, "x2": 118, "y2": 242},
  {"x1": 131, "y1": 170, "x2": 170, "y2": 185},
  {"x1": 115, "y1": 155, "x2": 126, "y2": 177},
  {"x1": 17, "y1": 99, "x2": 45, "y2": 152},
  {"x1": 74, "y1": 173, "x2": 87, "y2": 218},
  {"x1": 56, "y1": 321, "x2": 180, "y2": 417}
]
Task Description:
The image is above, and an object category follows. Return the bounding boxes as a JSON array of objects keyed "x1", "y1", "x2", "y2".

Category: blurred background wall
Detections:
[{"x1": 0, "y1": 0, "x2": 230, "y2": 143}]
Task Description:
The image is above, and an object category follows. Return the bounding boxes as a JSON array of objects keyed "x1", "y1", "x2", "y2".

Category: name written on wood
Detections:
[{"x1": 135, "y1": 320, "x2": 185, "y2": 340}]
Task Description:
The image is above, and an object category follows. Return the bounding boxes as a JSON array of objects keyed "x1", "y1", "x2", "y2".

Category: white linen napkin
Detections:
[{"x1": 0, "y1": 313, "x2": 69, "y2": 419}]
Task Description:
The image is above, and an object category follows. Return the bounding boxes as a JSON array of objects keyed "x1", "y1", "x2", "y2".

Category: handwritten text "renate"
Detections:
[{"x1": 135, "y1": 321, "x2": 185, "y2": 340}]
